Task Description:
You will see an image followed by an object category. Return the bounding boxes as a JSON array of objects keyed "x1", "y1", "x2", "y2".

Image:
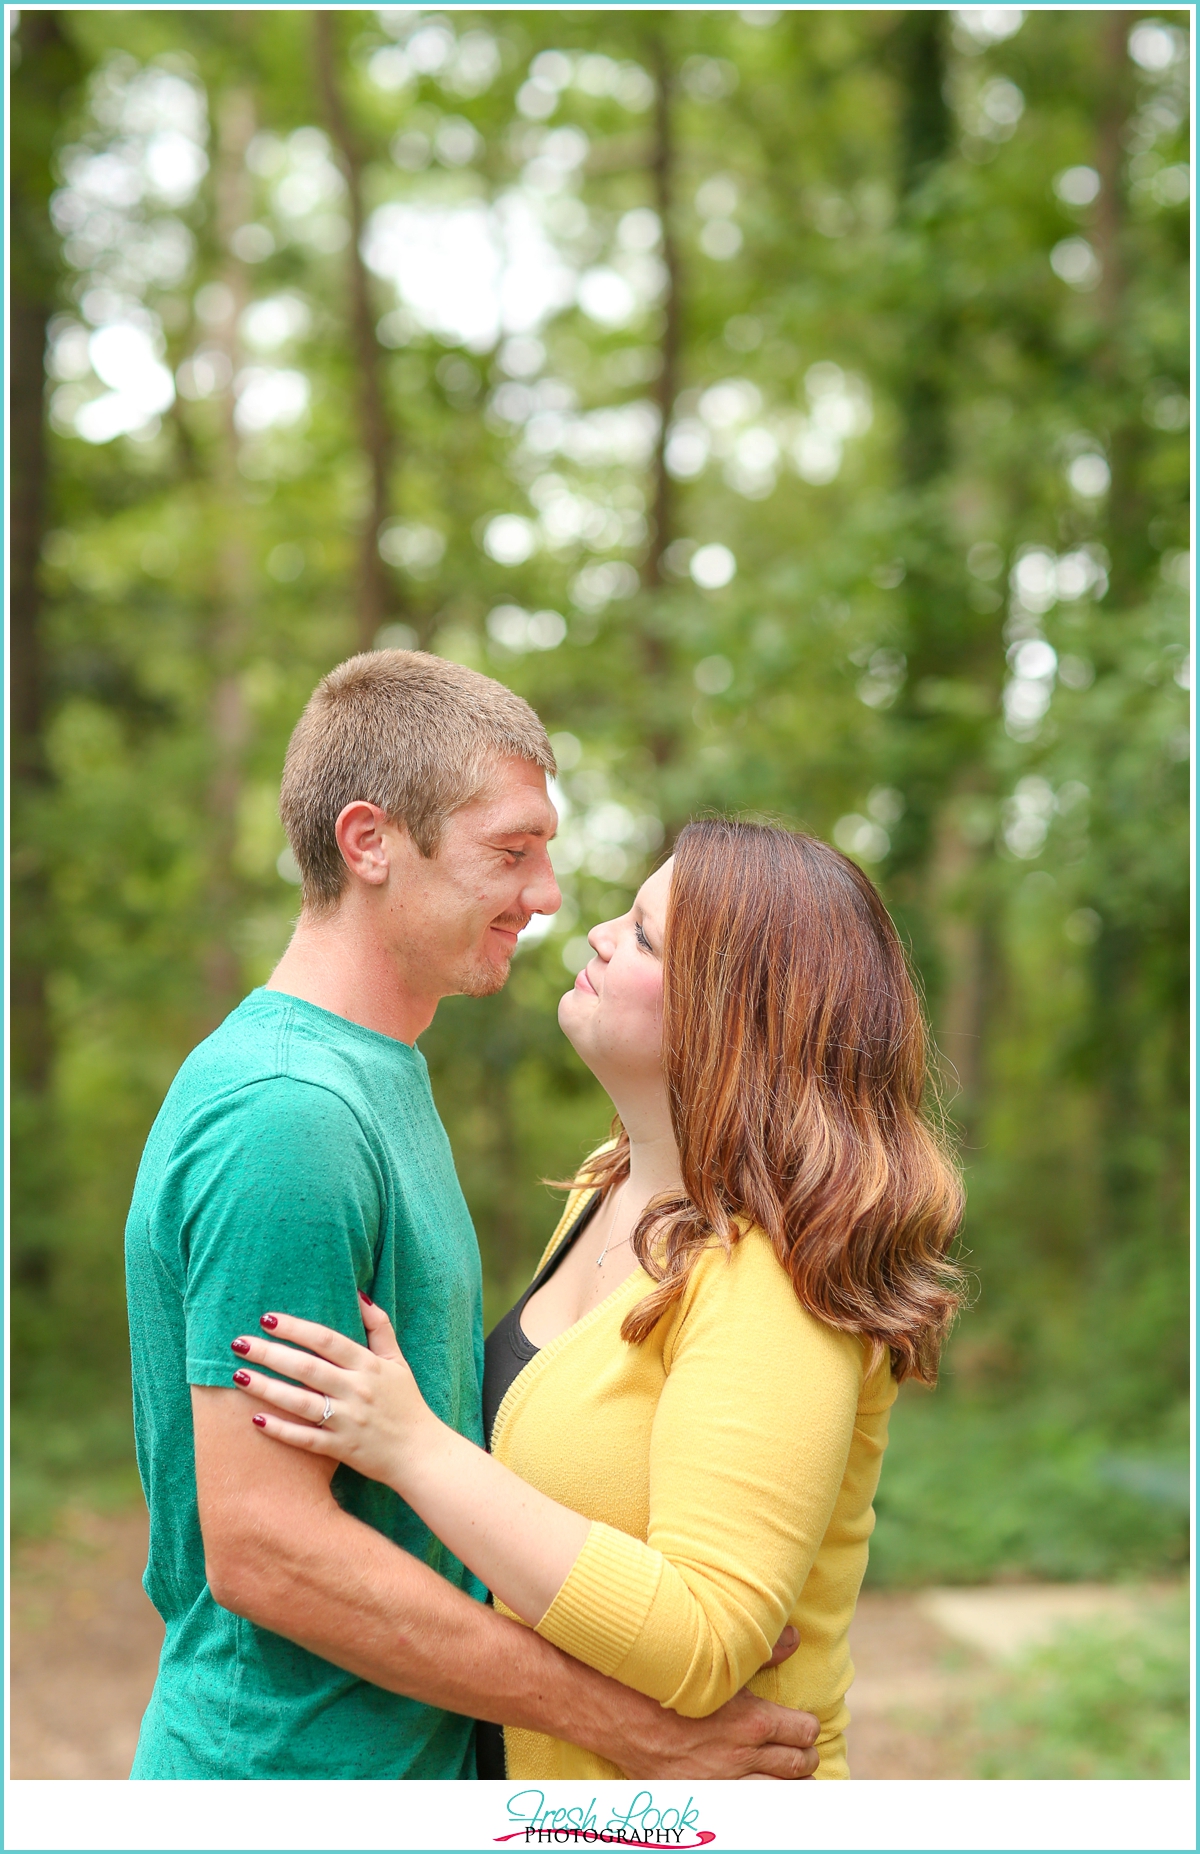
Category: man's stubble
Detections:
[
  {"x1": 453, "y1": 921, "x2": 525, "y2": 998},
  {"x1": 456, "y1": 954, "x2": 513, "y2": 999}
]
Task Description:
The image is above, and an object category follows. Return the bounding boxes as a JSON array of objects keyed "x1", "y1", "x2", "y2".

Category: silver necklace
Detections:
[
  {"x1": 595, "y1": 1188, "x2": 633, "y2": 1268},
  {"x1": 597, "y1": 1179, "x2": 641, "y2": 1268},
  {"x1": 596, "y1": 1227, "x2": 633, "y2": 1268}
]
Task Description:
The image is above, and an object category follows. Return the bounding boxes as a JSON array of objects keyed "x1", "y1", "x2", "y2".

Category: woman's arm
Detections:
[
  {"x1": 234, "y1": 1236, "x2": 867, "y2": 1718},
  {"x1": 231, "y1": 1300, "x2": 591, "y2": 1626}
]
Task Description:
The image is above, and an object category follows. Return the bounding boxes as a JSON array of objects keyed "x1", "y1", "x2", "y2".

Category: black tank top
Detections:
[
  {"x1": 475, "y1": 1189, "x2": 602, "y2": 1779},
  {"x1": 481, "y1": 1191, "x2": 602, "y2": 1447}
]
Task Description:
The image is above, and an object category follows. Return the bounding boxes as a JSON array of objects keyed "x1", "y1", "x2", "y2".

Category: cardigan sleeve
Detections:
[{"x1": 532, "y1": 1232, "x2": 866, "y2": 1717}]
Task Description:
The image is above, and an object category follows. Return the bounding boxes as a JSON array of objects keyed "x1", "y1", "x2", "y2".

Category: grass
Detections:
[
  {"x1": 867, "y1": 1389, "x2": 1190, "y2": 1587},
  {"x1": 10, "y1": 1392, "x2": 143, "y2": 1538},
  {"x1": 971, "y1": 1592, "x2": 1192, "y2": 1779}
]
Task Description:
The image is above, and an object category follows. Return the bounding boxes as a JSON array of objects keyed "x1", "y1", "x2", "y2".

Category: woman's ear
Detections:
[{"x1": 334, "y1": 802, "x2": 392, "y2": 886}]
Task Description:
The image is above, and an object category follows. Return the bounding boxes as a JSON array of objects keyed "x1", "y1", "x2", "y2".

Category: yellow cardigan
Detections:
[{"x1": 491, "y1": 1181, "x2": 897, "y2": 1781}]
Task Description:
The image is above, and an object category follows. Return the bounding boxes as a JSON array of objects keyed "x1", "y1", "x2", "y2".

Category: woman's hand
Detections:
[
  {"x1": 234, "y1": 1295, "x2": 591, "y2": 1626},
  {"x1": 229, "y1": 1296, "x2": 438, "y2": 1492}
]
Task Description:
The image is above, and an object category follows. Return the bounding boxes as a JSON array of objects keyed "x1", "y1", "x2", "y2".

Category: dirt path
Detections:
[
  {"x1": 10, "y1": 1507, "x2": 165, "y2": 1780},
  {"x1": 4, "y1": 1505, "x2": 1077, "y2": 1782}
]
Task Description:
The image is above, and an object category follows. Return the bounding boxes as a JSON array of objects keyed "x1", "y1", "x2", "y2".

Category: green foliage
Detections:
[
  {"x1": 10, "y1": 1392, "x2": 144, "y2": 1539},
  {"x1": 869, "y1": 1390, "x2": 1189, "y2": 1588},
  {"x1": 971, "y1": 1592, "x2": 1191, "y2": 1778},
  {"x1": 10, "y1": 8, "x2": 1190, "y2": 1573}
]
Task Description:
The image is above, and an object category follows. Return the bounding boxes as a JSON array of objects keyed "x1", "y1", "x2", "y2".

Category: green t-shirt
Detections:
[{"x1": 125, "y1": 988, "x2": 486, "y2": 1780}]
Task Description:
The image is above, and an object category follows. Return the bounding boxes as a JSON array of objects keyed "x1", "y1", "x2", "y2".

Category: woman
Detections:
[{"x1": 229, "y1": 820, "x2": 963, "y2": 1780}]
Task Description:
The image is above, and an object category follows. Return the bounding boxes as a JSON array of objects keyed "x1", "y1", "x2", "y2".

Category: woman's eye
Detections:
[{"x1": 635, "y1": 922, "x2": 653, "y2": 952}]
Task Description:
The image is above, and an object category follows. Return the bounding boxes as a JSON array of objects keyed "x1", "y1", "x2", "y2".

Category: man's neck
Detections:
[{"x1": 266, "y1": 910, "x2": 437, "y2": 1046}]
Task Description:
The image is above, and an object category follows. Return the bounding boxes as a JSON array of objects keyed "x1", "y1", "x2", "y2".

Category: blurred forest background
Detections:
[{"x1": 10, "y1": 3, "x2": 1191, "y2": 1615}]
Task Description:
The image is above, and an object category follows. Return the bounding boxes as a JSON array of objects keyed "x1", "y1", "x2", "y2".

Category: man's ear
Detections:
[{"x1": 334, "y1": 802, "x2": 394, "y2": 887}]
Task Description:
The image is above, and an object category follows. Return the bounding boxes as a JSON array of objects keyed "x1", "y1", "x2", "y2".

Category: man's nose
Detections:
[{"x1": 524, "y1": 850, "x2": 561, "y2": 918}]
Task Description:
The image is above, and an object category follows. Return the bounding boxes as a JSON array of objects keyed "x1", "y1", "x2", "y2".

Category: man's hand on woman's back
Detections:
[
  {"x1": 562, "y1": 1621, "x2": 818, "y2": 1781},
  {"x1": 598, "y1": 1684, "x2": 820, "y2": 1780}
]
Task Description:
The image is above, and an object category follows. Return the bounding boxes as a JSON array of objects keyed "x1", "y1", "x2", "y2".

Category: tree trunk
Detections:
[
  {"x1": 11, "y1": 289, "x2": 49, "y2": 796},
  {"x1": 202, "y1": 88, "x2": 257, "y2": 1022},
  {"x1": 928, "y1": 790, "x2": 988, "y2": 1118},
  {"x1": 10, "y1": 11, "x2": 87, "y2": 1295},
  {"x1": 889, "y1": 12, "x2": 992, "y2": 1142},
  {"x1": 10, "y1": 288, "x2": 53, "y2": 1096},
  {"x1": 11, "y1": 11, "x2": 86, "y2": 1094},
  {"x1": 637, "y1": 30, "x2": 681, "y2": 785},
  {"x1": 314, "y1": 10, "x2": 397, "y2": 653},
  {"x1": 1087, "y1": 13, "x2": 1154, "y2": 1234},
  {"x1": 1091, "y1": 10, "x2": 1147, "y2": 609},
  {"x1": 644, "y1": 33, "x2": 680, "y2": 600},
  {"x1": 893, "y1": 10, "x2": 952, "y2": 184}
]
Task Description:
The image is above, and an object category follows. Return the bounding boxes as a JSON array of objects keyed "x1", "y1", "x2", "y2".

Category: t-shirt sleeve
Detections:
[
  {"x1": 532, "y1": 1234, "x2": 866, "y2": 1717},
  {"x1": 158, "y1": 1078, "x2": 383, "y2": 1386}
]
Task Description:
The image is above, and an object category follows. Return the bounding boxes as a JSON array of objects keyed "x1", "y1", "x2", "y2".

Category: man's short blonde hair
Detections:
[{"x1": 280, "y1": 650, "x2": 556, "y2": 912}]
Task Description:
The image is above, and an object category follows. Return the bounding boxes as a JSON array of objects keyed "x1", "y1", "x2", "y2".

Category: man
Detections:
[{"x1": 126, "y1": 649, "x2": 820, "y2": 1780}]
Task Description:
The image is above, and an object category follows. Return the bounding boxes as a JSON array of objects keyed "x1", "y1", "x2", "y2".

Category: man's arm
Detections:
[{"x1": 194, "y1": 1388, "x2": 819, "y2": 1778}]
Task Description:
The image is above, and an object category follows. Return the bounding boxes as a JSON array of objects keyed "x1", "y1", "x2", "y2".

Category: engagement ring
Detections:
[{"x1": 318, "y1": 1396, "x2": 333, "y2": 1428}]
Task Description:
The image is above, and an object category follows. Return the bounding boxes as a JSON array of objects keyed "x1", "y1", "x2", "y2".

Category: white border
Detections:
[
  {"x1": 2, "y1": 1777, "x2": 1198, "y2": 1853},
  {"x1": 4, "y1": 7, "x2": 1197, "y2": 1854}
]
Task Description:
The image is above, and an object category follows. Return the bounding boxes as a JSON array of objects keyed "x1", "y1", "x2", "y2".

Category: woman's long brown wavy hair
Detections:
[{"x1": 575, "y1": 820, "x2": 965, "y2": 1384}]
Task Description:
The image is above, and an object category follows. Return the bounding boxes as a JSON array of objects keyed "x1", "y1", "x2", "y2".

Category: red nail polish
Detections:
[
  {"x1": 231, "y1": 1338, "x2": 251, "y2": 1355},
  {"x1": 232, "y1": 1369, "x2": 251, "y2": 1387},
  {"x1": 259, "y1": 1313, "x2": 278, "y2": 1331},
  {"x1": 251, "y1": 1413, "x2": 267, "y2": 1428},
  {"x1": 359, "y1": 1291, "x2": 374, "y2": 1306}
]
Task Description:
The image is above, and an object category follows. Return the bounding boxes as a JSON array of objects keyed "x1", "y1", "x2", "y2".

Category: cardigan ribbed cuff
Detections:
[{"x1": 534, "y1": 1522, "x2": 663, "y2": 1678}]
